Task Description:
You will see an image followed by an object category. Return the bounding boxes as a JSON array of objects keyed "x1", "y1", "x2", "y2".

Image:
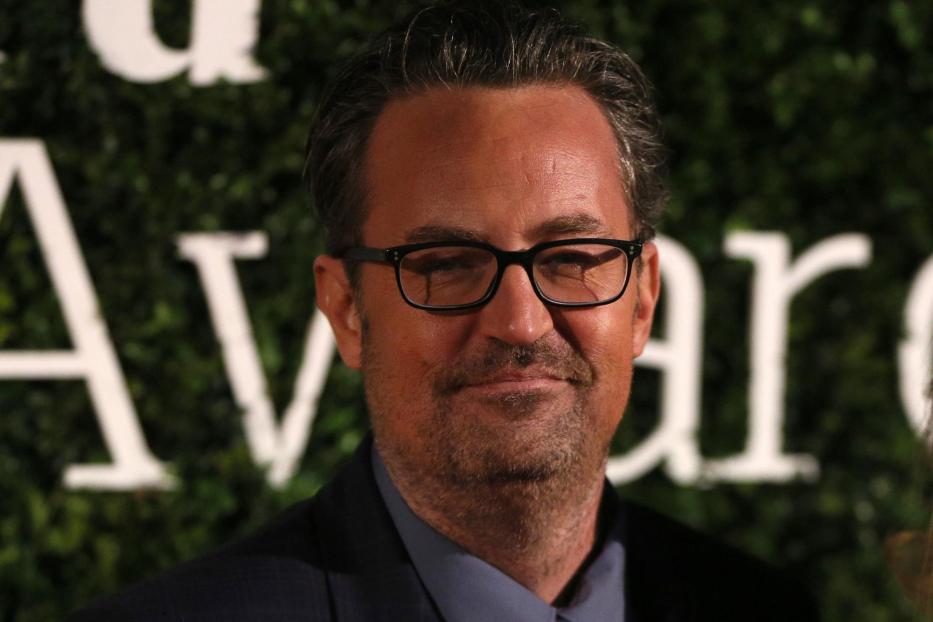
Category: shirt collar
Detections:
[{"x1": 371, "y1": 445, "x2": 625, "y2": 622}]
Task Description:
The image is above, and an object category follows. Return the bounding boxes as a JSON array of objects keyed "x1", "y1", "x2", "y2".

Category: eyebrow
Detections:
[
  {"x1": 404, "y1": 225, "x2": 486, "y2": 244},
  {"x1": 403, "y1": 213, "x2": 613, "y2": 245},
  {"x1": 528, "y1": 213, "x2": 613, "y2": 238}
]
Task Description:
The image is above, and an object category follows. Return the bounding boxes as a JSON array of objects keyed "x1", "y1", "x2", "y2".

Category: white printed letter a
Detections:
[{"x1": 0, "y1": 140, "x2": 171, "y2": 490}]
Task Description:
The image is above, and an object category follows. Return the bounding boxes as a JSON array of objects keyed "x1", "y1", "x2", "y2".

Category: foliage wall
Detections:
[{"x1": 1, "y1": 1, "x2": 931, "y2": 620}]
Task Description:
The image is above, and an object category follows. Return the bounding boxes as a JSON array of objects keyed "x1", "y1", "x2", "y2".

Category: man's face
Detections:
[{"x1": 316, "y1": 85, "x2": 659, "y2": 489}]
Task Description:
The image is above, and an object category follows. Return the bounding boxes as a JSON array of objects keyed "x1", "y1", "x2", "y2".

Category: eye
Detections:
[
  {"x1": 536, "y1": 245, "x2": 625, "y2": 279},
  {"x1": 538, "y1": 250, "x2": 602, "y2": 275},
  {"x1": 402, "y1": 248, "x2": 492, "y2": 276}
]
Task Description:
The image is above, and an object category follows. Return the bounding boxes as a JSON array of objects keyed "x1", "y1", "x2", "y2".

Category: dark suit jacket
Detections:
[{"x1": 69, "y1": 438, "x2": 819, "y2": 621}]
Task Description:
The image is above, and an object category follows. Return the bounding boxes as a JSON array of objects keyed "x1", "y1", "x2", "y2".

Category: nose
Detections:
[{"x1": 476, "y1": 264, "x2": 555, "y2": 345}]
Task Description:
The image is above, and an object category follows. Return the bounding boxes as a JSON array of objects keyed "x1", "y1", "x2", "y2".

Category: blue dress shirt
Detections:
[{"x1": 372, "y1": 446, "x2": 626, "y2": 622}]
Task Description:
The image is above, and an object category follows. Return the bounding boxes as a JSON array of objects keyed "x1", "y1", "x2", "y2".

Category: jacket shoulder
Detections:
[
  {"x1": 621, "y1": 500, "x2": 820, "y2": 621},
  {"x1": 68, "y1": 499, "x2": 332, "y2": 622}
]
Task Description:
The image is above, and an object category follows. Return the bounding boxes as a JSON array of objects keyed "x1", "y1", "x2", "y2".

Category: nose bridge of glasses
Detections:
[
  {"x1": 489, "y1": 248, "x2": 545, "y2": 303},
  {"x1": 494, "y1": 247, "x2": 538, "y2": 280}
]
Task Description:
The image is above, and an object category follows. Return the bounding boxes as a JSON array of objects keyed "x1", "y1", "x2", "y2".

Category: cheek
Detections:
[
  {"x1": 389, "y1": 320, "x2": 467, "y2": 373},
  {"x1": 562, "y1": 304, "x2": 636, "y2": 420},
  {"x1": 364, "y1": 291, "x2": 471, "y2": 381},
  {"x1": 562, "y1": 303, "x2": 634, "y2": 367},
  {"x1": 582, "y1": 308, "x2": 636, "y2": 424}
]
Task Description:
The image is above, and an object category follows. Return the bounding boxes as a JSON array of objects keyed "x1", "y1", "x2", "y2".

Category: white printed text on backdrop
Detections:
[{"x1": 81, "y1": 0, "x2": 266, "y2": 85}]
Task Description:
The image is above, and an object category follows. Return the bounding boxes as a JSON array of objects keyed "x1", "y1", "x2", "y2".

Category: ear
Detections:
[
  {"x1": 314, "y1": 255, "x2": 363, "y2": 370},
  {"x1": 632, "y1": 241, "x2": 660, "y2": 358}
]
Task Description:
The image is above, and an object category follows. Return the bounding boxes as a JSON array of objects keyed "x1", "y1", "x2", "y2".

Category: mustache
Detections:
[{"x1": 433, "y1": 338, "x2": 594, "y2": 396}]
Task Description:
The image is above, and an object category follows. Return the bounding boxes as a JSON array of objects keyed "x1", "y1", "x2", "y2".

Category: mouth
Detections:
[{"x1": 457, "y1": 371, "x2": 570, "y2": 394}]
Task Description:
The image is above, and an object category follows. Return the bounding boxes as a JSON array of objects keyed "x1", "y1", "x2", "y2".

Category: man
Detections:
[{"x1": 72, "y1": 2, "x2": 817, "y2": 620}]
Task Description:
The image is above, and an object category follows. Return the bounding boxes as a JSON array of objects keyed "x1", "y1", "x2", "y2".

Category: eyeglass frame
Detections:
[{"x1": 338, "y1": 237, "x2": 644, "y2": 311}]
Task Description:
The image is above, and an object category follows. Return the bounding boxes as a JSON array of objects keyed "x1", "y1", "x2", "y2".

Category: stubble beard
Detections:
[{"x1": 364, "y1": 331, "x2": 620, "y2": 550}]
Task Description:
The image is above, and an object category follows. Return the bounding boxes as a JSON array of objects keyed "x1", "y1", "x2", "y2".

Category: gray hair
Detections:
[{"x1": 305, "y1": 0, "x2": 667, "y2": 255}]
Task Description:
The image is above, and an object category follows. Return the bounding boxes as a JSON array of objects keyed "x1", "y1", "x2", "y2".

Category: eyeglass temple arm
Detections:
[{"x1": 339, "y1": 247, "x2": 394, "y2": 263}]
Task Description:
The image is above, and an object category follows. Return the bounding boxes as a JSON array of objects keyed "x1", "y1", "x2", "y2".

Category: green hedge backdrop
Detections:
[{"x1": 1, "y1": 1, "x2": 931, "y2": 620}]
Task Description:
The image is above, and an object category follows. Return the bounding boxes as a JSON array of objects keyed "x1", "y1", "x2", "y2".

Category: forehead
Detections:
[{"x1": 362, "y1": 85, "x2": 631, "y2": 245}]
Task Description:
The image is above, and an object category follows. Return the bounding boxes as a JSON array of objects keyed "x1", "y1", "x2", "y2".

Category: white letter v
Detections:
[{"x1": 178, "y1": 232, "x2": 336, "y2": 487}]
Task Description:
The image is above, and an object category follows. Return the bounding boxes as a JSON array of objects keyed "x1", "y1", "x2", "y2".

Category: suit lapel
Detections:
[{"x1": 309, "y1": 436, "x2": 443, "y2": 622}]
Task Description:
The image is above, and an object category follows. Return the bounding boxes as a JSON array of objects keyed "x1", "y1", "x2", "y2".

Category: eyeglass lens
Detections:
[{"x1": 397, "y1": 243, "x2": 630, "y2": 308}]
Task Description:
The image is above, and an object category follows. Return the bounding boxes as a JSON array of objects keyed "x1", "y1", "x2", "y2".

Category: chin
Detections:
[{"x1": 436, "y1": 404, "x2": 597, "y2": 488}]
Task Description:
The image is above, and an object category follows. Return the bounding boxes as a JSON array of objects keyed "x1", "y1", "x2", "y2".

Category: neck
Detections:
[{"x1": 385, "y1": 459, "x2": 607, "y2": 603}]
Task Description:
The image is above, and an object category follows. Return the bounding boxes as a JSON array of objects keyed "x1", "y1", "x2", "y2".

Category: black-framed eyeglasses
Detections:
[{"x1": 339, "y1": 238, "x2": 643, "y2": 311}]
